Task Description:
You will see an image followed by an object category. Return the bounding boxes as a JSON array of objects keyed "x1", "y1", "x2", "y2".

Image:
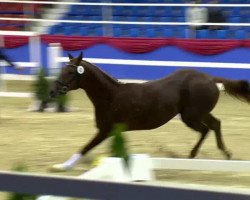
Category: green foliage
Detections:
[
  {"x1": 8, "y1": 193, "x2": 37, "y2": 200},
  {"x1": 55, "y1": 92, "x2": 69, "y2": 106},
  {"x1": 110, "y1": 123, "x2": 130, "y2": 169},
  {"x1": 11, "y1": 164, "x2": 27, "y2": 172},
  {"x1": 33, "y1": 69, "x2": 49, "y2": 101},
  {"x1": 7, "y1": 164, "x2": 37, "y2": 200},
  {"x1": 33, "y1": 68, "x2": 69, "y2": 111}
]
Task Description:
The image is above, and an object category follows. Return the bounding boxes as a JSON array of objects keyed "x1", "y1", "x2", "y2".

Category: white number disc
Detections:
[{"x1": 77, "y1": 66, "x2": 84, "y2": 74}]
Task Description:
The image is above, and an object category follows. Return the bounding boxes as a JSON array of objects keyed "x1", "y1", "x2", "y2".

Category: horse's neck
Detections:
[{"x1": 83, "y1": 64, "x2": 119, "y2": 107}]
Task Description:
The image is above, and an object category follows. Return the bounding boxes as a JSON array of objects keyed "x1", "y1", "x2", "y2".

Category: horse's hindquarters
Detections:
[{"x1": 181, "y1": 80, "x2": 220, "y2": 117}]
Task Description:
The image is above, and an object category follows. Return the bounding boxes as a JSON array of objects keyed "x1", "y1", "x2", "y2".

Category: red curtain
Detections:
[
  {"x1": 3, "y1": 34, "x2": 250, "y2": 55},
  {"x1": 41, "y1": 35, "x2": 104, "y2": 50},
  {"x1": 106, "y1": 37, "x2": 173, "y2": 54},
  {"x1": 242, "y1": 40, "x2": 250, "y2": 48},
  {"x1": 175, "y1": 39, "x2": 243, "y2": 55},
  {"x1": 3, "y1": 35, "x2": 29, "y2": 49},
  {"x1": 41, "y1": 36, "x2": 172, "y2": 53}
]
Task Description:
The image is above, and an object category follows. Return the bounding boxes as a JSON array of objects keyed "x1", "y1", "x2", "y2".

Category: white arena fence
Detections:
[
  {"x1": 0, "y1": 30, "x2": 40, "y2": 92},
  {"x1": 0, "y1": 30, "x2": 41, "y2": 68},
  {"x1": 0, "y1": 17, "x2": 249, "y2": 27},
  {"x1": 1, "y1": 157, "x2": 250, "y2": 200},
  {"x1": 49, "y1": 42, "x2": 250, "y2": 70}
]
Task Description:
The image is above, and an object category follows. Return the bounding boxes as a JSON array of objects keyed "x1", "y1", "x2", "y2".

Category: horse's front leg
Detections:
[{"x1": 51, "y1": 131, "x2": 109, "y2": 171}]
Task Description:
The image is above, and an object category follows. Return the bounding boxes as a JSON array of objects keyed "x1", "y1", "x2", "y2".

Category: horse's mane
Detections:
[{"x1": 82, "y1": 60, "x2": 119, "y2": 85}]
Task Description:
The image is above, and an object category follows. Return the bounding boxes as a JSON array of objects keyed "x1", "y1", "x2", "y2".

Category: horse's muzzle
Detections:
[
  {"x1": 60, "y1": 86, "x2": 68, "y2": 94},
  {"x1": 49, "y1": 86, "x2": 68, "y2": 99}
]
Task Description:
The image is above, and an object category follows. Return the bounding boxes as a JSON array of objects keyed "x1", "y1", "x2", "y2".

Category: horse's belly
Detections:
[
  {"x1": 125, "y1": 109, "x2": 178, "y2": 130},
  {"x1": 128, "y1": 119, "x2": 170, "y2": 130},
  {"x1": 113, "y1": 92, "x2": 179, "y2": 130}
]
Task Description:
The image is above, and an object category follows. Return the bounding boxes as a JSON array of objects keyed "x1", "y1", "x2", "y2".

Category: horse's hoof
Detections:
[
  {"x1": 50, "y1": 164, "x2": 69, "y2": 172},
  {"x1": 225, "y1": 150, "x2": 232, "y2": 160},
  {"x1": 189, "y1": 150, "x2": 197, "y2": 159}
]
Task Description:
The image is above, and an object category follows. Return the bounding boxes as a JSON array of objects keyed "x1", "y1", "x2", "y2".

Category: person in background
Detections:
[
  {"x1": 207, "y1": 0, "x2": 226, "y2": 30},
  {"x1": 185, "y1": 0, "x2": 208, "y2": 38}
]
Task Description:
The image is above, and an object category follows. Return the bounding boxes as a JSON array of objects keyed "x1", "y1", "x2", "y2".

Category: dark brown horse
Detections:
[{"x1": 50, "y1": 52, "x2": 250, "y2": 171}]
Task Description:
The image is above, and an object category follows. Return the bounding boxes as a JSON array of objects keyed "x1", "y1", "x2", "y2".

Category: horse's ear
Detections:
[
  {"x1": 68, "y1": 53, "x2": 74, "y2": 60},
  {"x1": 76, "y1": 52, "x2": 83, "y2": 64},
  {"x1": 79, "y1": 52, "x2": 83, "y2": 59}
]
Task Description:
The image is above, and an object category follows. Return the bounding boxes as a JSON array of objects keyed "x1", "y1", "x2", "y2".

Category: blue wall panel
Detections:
[{"x1": 3, "y1": 42, "x2": 250, "y2": 80}]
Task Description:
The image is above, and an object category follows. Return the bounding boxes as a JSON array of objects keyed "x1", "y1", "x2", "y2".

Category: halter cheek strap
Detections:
[{"x1": 56, "y1": 64, "x2": 84, "y2": 94}]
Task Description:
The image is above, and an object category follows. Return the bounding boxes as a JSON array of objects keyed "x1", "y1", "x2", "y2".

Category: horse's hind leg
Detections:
[
  {"x1": 181, "y1": 113, "x2": 209, "y2": 158},
  {"x1": 203, "y1": 114, "x2": 232, "y2": 159}
]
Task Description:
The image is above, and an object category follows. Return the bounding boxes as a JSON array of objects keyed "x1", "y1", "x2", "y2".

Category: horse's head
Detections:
[{"x1": 50, "y1": 52, "x2": 86, "y2": 98}]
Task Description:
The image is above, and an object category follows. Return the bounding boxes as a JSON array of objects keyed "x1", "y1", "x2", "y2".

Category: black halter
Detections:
[{"x1": 56, "y1": 64, "x2": 82, "y2": 94}]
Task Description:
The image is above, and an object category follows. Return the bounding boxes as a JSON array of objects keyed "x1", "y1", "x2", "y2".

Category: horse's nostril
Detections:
[
  {"x1": 61, "y1": 86, "x2": 68, "y2": 93},
  {"x1": 50, "y1": 90, "x2": 56, "y2": 98}
]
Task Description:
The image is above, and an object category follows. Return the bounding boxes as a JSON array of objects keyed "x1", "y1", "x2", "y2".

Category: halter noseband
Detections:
[{"x1": 56, "y1": 64, "x2": 83, "y2": 94}]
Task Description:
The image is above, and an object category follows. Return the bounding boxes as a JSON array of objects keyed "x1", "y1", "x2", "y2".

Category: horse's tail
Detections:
[{"x1": 213, "y1": 77, "x2": 250, "y2": 103}]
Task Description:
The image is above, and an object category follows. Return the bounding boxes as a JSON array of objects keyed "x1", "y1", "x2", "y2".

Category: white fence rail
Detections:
[
  {"x1": 0, "y1": 31, "x2": 40, "y2": 91},
  {"x1": 1, "y1": 17, "x2": 250, "y2": 27},
  {"x1": 49, "y1": 44, "x2": 250, "y2": 71},
  {"x1": 152, "y1": 158, "x2": 250, "y2": 172},
  {"x1": 57, "y1": 57, "x2": 250, "y2": 69},
  {"x1": 1, "y1": 0, "x2": 250, "y2": 7},
  {"x1": 0, "y1": 31, "x2": 41, "y2": 68},
  {"x1": 2, "y1": 156, "x2": 250, "y2": 200}
]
